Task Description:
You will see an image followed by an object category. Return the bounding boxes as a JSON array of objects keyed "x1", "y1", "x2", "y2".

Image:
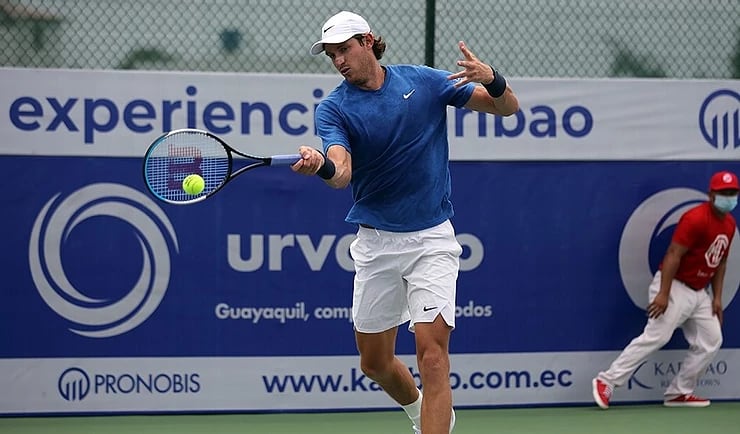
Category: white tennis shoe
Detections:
[{"x1": 411, "y1": 408, "x2": 456, "y2": 433}]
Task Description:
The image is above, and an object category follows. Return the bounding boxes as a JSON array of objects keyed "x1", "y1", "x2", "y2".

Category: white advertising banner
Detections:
[
  {"x1": 1, "y1": 349, "x2": 737, "y2": 414},
  {"x1": 1, "y1": 68, "x2": 738, "y2": 160}
]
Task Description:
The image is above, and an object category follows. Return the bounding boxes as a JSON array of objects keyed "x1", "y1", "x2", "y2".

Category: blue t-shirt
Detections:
[{"x1": 315, "y1": 64, "x2": 475, "y2": 232}]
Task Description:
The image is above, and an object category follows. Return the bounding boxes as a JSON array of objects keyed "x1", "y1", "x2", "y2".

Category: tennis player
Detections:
[
  {"x1": 292, "y1": 10, "x2": 519, "y2": 434},
  {"x1": 593, "y1": 171, "x2": 738, "y2": 409}
]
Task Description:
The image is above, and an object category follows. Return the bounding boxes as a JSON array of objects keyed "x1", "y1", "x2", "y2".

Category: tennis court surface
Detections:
[{"x1": 2, "y1": 402, "x2": 738, "y2": 434}]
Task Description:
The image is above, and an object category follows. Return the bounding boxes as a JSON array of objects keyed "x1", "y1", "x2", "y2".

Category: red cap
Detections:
[{"x1": 709, "y1": 171, "x2": 739, "y2": 191}]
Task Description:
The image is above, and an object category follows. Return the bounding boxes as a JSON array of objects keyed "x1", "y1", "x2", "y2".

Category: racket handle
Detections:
[{"x1": 270, "y1": 154, "x2": 302, "y2": 166}]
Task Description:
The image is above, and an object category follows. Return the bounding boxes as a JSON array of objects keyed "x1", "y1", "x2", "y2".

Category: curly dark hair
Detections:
[{"x1": 353, "y1": 33, "x2": 386, "y2": 60}]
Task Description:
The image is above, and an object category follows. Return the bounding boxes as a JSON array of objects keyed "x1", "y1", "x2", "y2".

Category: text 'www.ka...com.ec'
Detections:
[{"x1": 262, "y1": 366, "x2": 573, "y2": 393}]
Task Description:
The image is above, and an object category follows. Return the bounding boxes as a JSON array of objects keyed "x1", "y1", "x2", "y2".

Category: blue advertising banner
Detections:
[
  {"x1": 2, "y1": 157, "x2": 739, "y2": 360},
  {"x1": 1, "y1": 70, "x2": 738, "y2": 413}
]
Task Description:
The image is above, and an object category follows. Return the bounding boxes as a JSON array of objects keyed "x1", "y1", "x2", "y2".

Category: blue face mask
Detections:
[{"x1": 714, "y1": 195, "x2": 738, "y2": 213}]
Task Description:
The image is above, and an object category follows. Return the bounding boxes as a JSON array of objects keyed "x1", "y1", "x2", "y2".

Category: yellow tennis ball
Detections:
[{"x1": 182, "y1": 174, "x2": 205, "y2": 195}]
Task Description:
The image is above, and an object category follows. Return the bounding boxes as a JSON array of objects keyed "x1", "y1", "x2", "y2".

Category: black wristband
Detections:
[
  {"x1": 482, "y1": 65, "x2": 506, "y2": 98},
  {"x1": 316, "y1": 150, "x2": 336, "y2": 180}
]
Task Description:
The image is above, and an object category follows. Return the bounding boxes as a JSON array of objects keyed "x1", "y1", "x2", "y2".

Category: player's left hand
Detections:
[
  {"x1": 292, "y1": 146, "x2": 325, "y2": 176},
  {"x1": 447, "y1": 41, "x2": 495, "y2": 87},
  {"x1": 712, "y1": 299, "x2": 724, "y2": 326},
  {"x1": 647, "y1": 292, "x2": 669, "y2": 319}
]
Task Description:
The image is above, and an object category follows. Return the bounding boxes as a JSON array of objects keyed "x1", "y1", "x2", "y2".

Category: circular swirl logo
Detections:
[
  {"x1": 29, "y1": 183, "x2": 179, "y2": 338},
  {"x1": 619, "y1": 188, "x2": 740, "y2": 309}
]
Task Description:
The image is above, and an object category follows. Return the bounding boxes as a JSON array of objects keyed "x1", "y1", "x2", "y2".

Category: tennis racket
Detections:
[{"x1": 143, "y1": 128, "x2": 301, "y2": 204}]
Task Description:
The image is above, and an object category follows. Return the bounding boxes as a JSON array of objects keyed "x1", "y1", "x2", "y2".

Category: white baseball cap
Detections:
[{"x1": 310, "y1": 11, "x2": 371, "y2": 55}]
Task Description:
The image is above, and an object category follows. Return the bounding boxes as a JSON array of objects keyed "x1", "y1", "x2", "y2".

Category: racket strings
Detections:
[{"x1": 144, "y1": 131, "x2": 230, "y2": 203}]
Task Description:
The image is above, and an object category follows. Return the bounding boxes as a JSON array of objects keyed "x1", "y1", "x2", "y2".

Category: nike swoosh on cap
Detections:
[{"x1": 323, "y1": 25, "x2": 335, "y2": 33}]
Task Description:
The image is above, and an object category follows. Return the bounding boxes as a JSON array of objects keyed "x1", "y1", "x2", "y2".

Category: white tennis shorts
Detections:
[{"x1": 349, "y1": 220, "x2": 463, "y2": 333}]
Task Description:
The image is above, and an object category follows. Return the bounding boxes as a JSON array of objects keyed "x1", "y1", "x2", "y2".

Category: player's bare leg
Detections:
[
  {"x1": 414, "y1": 315, "x2": 453, "y2": 434},
  {"x1": 355, "y1": 326, "x2": 421, "y2": 407}
]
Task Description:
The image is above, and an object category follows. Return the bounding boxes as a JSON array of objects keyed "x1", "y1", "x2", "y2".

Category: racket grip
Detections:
[{"x1": 270, "y1": 154, "x2": 302, "y2": 166}]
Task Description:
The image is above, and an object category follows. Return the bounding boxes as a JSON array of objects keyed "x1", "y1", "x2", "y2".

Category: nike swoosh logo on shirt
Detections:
[
  {"x1": 423, "y1": 306, "x2": 438, "y2": 312},
  {"x1": 403, "y1": 89, "x2": 416, "y2": 99}
]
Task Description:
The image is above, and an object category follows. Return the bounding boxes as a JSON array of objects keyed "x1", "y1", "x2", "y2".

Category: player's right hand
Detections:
[{"x1": 292, "y1": 146, "x2": 325, "y2": 176}]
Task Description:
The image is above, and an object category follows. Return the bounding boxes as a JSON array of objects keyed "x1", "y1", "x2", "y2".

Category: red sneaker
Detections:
[
  {"x1": 663, "y1": 394, "x2": 710, "y2": 407},
  {"x1": 592, "y1": 378, "x2": 612, "y2": 409}
]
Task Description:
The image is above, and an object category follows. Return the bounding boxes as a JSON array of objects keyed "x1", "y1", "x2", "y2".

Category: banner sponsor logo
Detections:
[
  {"x1": 8, "y1": 84, "x2": 321, "y2": 145},
  {"x1": 453, "y1": 104, "x2": 594, "y2": 139},
  {"x1": 226, "y1": 232, "x2": 485, "y2": 272},
  {"x1": 699, "y1": 89, "x2": 740, "y2": 150},
  {"x1": 29, "y1": 183, "x2": 179, "y2": 338},
  {"x1": 57, "y1": 367, "x2": 200, "y2": 402},
  {"x1": 628, "y1": 359, "x2": 729, "y2": 391},
  {"x1": 7, "y1": 81, "x2": 596, "y2": 146},
  {"x1": 58, "y1": 367, "x2": 91, "y2": 402}
]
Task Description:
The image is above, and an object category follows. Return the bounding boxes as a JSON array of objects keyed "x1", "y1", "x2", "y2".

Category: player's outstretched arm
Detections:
[{"x1": 450, "y1": 41, "x2": 519, "y2": 116}]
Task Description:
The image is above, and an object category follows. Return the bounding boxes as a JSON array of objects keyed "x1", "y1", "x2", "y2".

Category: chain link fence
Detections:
[{"x1": 1, "y1": 0, "x2": 739, "y2": 78}]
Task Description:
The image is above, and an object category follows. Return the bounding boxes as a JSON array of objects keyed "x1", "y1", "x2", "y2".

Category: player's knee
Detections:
[
  {"x1": 417, "y1": 346, "x2": 449, "y2": 377},
  {"x1": 359, "y1": 356, "x2": 393, "y2": 380},
  {"x1": 708, "y1": 332, "x2": 723, "y2": 352}
]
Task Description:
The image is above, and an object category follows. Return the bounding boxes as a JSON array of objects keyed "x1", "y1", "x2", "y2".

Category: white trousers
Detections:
[{"x1": 598, "y1": 271, "x2": 723, "y2": 397}]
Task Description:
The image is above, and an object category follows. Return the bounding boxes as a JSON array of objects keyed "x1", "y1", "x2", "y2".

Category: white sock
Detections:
[{"x1": 402, "y1": 388, "x2": 423, "y2": 428}]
